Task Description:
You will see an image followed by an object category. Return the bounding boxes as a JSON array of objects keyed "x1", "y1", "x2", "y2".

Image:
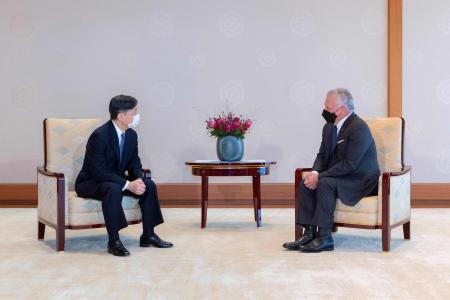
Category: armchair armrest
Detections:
[
  {"x1": 125, "y1": 168, "x2": 151, "y2": 180},
  {"x1": 142, "y1": 168, "x2": 152, "y2": 179},
  {"x1": 383, "y1": 165, "x2": 411, "y2": 178},
  {"x1": 381, "y1": 165, "x2": 412, "y2": 227},
  {"x1": 37, "y1": 166, "x2": 66, "y2": 227},
  {"x1": 37, "y1": 166, "x2": 65, "y2": 179}
]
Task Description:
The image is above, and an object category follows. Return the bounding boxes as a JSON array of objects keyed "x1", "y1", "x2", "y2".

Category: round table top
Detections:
[{"x1": 185, "y1": 160, "x2": 276, "y2": 168}]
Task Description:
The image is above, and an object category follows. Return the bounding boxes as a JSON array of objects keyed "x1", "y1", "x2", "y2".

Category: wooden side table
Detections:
[{"x1": 185, "y1": 160, "x2": 276, "y2": 228}]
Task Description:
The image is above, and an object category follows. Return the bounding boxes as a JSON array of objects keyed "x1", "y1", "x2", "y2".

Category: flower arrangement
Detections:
[{"x1": 206, "y1": 112, "x2": 252, "y2": 139}]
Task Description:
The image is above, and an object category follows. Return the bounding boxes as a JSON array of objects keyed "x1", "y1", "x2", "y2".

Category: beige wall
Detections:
[
  {"x1": 0, "y1": 0, "x2": 387, "y2": 183},
  {"x1": 404, "y1": 0, "x2": 450, "y2": 183}
]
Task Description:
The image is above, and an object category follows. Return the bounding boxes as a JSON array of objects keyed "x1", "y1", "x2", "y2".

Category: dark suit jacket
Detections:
[
  {"x1": 75, "y1": 120, "x2": 143, "y2": 197},
  {"x1": 312, "y1": 113, "x2": 380, "y2": 206}
]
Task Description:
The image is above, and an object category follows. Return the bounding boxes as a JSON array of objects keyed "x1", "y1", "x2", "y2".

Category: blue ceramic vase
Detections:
[{"x1": 216, "y1": 136, "x2": 244, "y2": 161}]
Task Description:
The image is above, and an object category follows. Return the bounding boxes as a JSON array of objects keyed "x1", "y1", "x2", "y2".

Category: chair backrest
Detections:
[
  {"x1": 44, "y1": 118, "x2": 103, "y2": 190},
  {"x1": 363, "y1": 117, "x2": 404, "y2": 173}
]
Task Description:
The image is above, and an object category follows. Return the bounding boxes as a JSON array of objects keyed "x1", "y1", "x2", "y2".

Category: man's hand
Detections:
[
  {"x1": 127, "y1": 178, "x2": 146, "y2": 195},
  {"x1": 304, "y1": 172, "x2": 319, "y2": 190}
]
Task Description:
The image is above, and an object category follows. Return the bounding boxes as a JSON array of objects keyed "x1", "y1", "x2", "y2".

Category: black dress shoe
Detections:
[
  {"x1": 299, "y1": 236, "x2": 334, "y2": 253},
  {"x1": 140, "y1": 234, "x2": 173, "y2": 248},
  {"x1": 283, "y1": 225, "x2": 316, "y2": 250},
  {"x1": 107, "y1": 240, "x2": 130, "y2": 256}
]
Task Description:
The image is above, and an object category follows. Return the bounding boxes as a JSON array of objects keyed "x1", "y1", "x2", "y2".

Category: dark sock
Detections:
[
  {"x1": 108, "y1": 231, "x2": 120, "y2": 243},
  {"x1": 143, "y1": 227, "x2": 155, "y2": 237},
  {"x1": 303, "y1": 224, "x2": 317, "y2": 231}
]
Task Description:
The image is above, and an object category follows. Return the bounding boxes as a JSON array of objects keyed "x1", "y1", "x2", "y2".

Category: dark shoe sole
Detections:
[
  {"x1": 283, "y1": 238, "x2": 314, "y2": 250},
  {"x1": 299, "y1": 246, "x2": 334, "y2": 253},
  {"x1": 140, "y1": 242, "x2": 173, "y2": 248},
  {"x1": 284, "y1": 246, "x2": 300, "y2": 251},
  {"x1": 283, "y1": 244, "x2": 301, "y2": 251},
  {"x1": 108, "y1": 248, "x2": 130, "y2": 256}
]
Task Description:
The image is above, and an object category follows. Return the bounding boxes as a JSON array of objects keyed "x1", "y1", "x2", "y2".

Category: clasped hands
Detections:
[
  {"x1": 304, "y1": 172, "x2": 319, "y2": 190},
  {"x1": 127, "y1": 178, "x2": 146, "y2": 195}
]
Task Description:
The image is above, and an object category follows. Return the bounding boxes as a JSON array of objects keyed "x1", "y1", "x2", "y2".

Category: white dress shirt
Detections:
[{"x1": 335, "y1": 113, "x2": 351, "y2": 137}]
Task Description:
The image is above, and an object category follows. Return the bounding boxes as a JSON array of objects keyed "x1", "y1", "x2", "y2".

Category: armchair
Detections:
[
  {"x1": 37, "y1": 118, "x2": 149, "y2": 251},
  {"x1": 294, "y1": 117, "x2": 411, "y2": 251}
]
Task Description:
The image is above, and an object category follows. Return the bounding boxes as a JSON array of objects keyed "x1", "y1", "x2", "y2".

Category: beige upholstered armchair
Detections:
[
  {"x1": 295, "y1": 117, "x2": 411, "y2": 251},
  {"x1": 37, "y1": 119, "x2": 149, "y2": 251}
]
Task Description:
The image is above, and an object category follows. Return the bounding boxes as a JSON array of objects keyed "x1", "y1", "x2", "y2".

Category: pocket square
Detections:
[{"x1": 337, "y1": 140, "x2": 344, "y2": 144}]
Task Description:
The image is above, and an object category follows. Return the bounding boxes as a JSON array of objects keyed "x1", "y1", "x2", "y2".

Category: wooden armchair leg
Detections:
[
  {"x1": 38, "y1": 221, "x2": 45, "y2": 240},
  {"x1": 403, "y1": 221, "x2": 411, "y2": 240},
  {"x1": 382, "y1": 226, "x2": 391, "y2": 251},
  {"x1": 56, "y1": 224, "x2": 65, "y2": 252}
]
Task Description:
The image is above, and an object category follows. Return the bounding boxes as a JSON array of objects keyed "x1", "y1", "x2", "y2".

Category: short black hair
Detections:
[{"x1": 109, "y1": 95, "x2": 138, "y2": 119}]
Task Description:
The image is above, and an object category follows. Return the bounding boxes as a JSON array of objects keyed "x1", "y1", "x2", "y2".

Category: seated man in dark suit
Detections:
[
  {"x1": 75, "y1": 95, "x2": 173, "y2": 256},
  {"x1": 283, "y1": 88, "x2": 380, "y2": 253}
]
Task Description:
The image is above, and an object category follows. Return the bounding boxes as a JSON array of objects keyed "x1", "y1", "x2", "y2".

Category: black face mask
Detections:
[
  {"x1": 322, "y1": 110, "x2": 336, "y2": 123},
  {"x1": 322, "y1": 106, "x2": 343, "y2": 123}
]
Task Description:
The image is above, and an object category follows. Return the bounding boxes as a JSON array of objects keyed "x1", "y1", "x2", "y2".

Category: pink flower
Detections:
[
  {"x1": 205, "y1": 112, "x2": 252, "y2": 138},
  {"x1": 243, "y1": 120, "x2": 252, "y2": 130}
]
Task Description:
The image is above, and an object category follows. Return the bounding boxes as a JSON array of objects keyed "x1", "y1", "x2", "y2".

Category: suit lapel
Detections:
[
  {"x1": 336, "y1": 113, "x2": 356, "y2": 141},
  {"x1": 330, "y1": 113, "x2": 356, "y2": 156},
  {"x1": 108, "y1": 120, "x2": 121, "y2": 170}
]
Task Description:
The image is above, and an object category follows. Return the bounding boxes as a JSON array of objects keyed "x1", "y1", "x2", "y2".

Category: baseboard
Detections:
[
  {"x1": 0, "y1": 184, "x2": 37, "y2": 207},
  {"x1": 410, "y1": 183, "x2": 450, "y2": 208},
  {"x1": 1, "y1": 183, "x2": 450, "y2": 208}
]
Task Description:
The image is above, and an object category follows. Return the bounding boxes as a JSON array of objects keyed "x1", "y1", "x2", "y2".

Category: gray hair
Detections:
[{"x1": 327, "y1": 88, "x2": 354, "y2": 111}]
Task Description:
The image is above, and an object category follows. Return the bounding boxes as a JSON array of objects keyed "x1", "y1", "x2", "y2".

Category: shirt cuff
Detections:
[{"x1": 122, "y1": 180, "x2": 129, "y2": 191}]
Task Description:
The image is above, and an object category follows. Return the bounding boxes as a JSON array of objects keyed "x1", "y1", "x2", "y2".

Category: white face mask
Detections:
[{"x1": 128, "y1": 113, "x2": 140, "y2": 128}]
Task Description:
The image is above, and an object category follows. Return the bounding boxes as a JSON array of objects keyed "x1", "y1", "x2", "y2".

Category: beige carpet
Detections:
[{"x1": 0, "y1": 208, "x2": 449, "y2": 299}]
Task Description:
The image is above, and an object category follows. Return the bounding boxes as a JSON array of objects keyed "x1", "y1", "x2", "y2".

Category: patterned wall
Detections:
[
  {"x1": 0, "y1": 0, "x2": 387, "y2": 183},
  {"x1": 404, "y1": 0, "x2": 450, "y2": 183}
]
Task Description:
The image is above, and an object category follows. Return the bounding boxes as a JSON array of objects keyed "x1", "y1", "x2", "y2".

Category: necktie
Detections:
[
  {"x1": 119, "y1": 132, "x2": 125, "y2": 163},
  {"x1": 331, "y1": 125, "x2": 337, "y2": 151}
]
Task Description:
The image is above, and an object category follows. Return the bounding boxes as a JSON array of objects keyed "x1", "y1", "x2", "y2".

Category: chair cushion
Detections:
[
  {"x1": 334, "y1": 196, "x2": 380, "y2": 226},
  {"x1": 68, "y1": 209, "x2": 142, "y2": 227},
  {"x1": 335, "y1": 196, "x2": 379, "y2": 214},
  {"x1": 334, "y1": 210, "x2": 379, "y2": 226},
  {"x1": 68, "y1": 191, "x2": 140, "y2": 213}
]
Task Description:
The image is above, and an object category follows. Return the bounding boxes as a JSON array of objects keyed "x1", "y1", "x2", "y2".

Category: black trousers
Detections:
[
  {"x1": 297, "y1": 177, "x2": 338, "y2": 229},
  {"x1": 88, "y1": 178, "x2": 164, "y2": 239}
]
